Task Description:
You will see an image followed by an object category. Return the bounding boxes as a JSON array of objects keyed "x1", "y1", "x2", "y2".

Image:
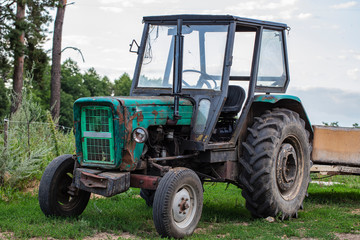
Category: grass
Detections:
[{"x1": 0, "y1": 175, "x2": 359, "y2": 239}]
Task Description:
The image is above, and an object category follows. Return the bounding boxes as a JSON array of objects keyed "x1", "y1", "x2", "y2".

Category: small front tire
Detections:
[
  {"x1": 153, "y1": 168, "x2": 203, "y2": 239},
  {"x1": 39, "y1": 154, "x2": 90, "y2": 217}
]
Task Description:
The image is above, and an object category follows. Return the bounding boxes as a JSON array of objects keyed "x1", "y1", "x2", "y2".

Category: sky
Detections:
[{"x1": 45, "y1": 0, "x2": 360, "y2": 126}]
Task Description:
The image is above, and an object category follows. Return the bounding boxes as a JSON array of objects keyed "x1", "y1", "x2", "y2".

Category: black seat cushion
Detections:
[{"x1": 222, "y1": 85, "x2": 245, "y2": 114}]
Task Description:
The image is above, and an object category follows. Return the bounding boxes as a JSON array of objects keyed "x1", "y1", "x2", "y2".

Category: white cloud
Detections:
[
  {"x1": 355, "y1": 55, "x2": 360, "y2": 60},
  {"x1": 98, "y1": 0, "x2": 122, "y2": 3},
  {"x1": 347, "y1": 68, "x2": 360, "y2": 80},
  {"x1": 226, "y1": 0, "x2": 301, "y2": 21},
  {"x1": 99, "y1": 6, "x2": 123, "y2": 13},
  {"x1": 63, "y1": 35, "x2": 91, "y2": 46},
  {"x1": 331, "y1": 1, "x2": 357, "y2": 9},
  {"x1": 230, "y1": 0, "x2": 297, "y2": 11},
  {"x1": 142, "y1": 0, "x2": 161, "y2": 3},
  {"x1": 298, "y1": 13, "x2": 312, "y2": 19}
]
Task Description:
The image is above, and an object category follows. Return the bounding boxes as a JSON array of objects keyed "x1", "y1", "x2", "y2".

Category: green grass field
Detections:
[{"x1": 0, "y1": 174, "x2": 359, "y2": 239}]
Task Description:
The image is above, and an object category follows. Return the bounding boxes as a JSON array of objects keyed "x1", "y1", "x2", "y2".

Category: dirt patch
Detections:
[
  {"x1": 194, "y1": 223, "x2": 216, "y2": 234},
  {"x1": 84, "y1": 232, "x2": 137, "y2": 240},
  {"x1": 91, "y1": 194, "x2": 106, "y2": 199},
  {"x1": 22, "y1": 179, "x2": 40, "y2": 195},
  {"x1": 334, "y1": 233, "x2": 360, "y2": 240},
  {"x1": 0, "y1": 232, "x2": 137, "y2": 240},
  {"x1": 29, "y1": 237, "x2": 57, "y2": 240},
  {"x1": 0, "y1": 232, "x2": 14, "y2": 239},
  {"x1": 351, "y1": 209, "x2": 360, "y2": 215},
  {"x1": 234, "y1": 222, "x2": 249, "y2": 226}
]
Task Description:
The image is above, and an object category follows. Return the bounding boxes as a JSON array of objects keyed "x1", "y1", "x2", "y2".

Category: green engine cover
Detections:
[{"x1": 73, "y1": 96, "x2": 193, "y2": 171}]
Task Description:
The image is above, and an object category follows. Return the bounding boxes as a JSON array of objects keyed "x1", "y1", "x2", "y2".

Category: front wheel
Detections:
[
  {"x1": 39, "y1": 154, "x2": 90, "y2": 217},
  {"x1": 153, "y1": 168, "x2": 203, "y2": 239},
  {"x1": 239, "y1": 108, "x2": 311, "y2": 219}
]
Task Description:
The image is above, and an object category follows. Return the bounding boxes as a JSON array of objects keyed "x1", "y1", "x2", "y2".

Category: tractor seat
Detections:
[{"x1": 221, "y1": 85, "x2": 246, "y2": 115}]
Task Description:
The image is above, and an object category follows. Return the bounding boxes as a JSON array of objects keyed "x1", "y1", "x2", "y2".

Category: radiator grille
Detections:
[
  {"x1": 85, "y1": 108, "x2": 110, "y2": 132},
  {"x1": 81, "y1": 106, "x2": 114, "y2": 164}
]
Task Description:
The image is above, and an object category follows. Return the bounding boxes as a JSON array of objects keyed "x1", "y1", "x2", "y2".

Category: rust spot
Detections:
[
  {"x1": 152, "y1": 110, "x2": 158, "y2": 117},
  {"x1": 137, "y1": 112, "x2": 144, "y2": 123},
  {"x1": 116, "y1": 104, "x2": 124, "y2": 124},
  {"x1": 120, "y1": 106, "x2": 139, "y2": 171},
  {"x1": 261, "y1": 95, "x2": 277, "y2": 101},
  {"x1": 121, "y1": 150, "x2": 133, "y2": 164},
  {"x1": 195, "y1": 134, "x2": 203, "y2": 141}
]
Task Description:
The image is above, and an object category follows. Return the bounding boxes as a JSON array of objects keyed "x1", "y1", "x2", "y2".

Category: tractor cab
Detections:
[{"x1": 131, "y1": 15, "x2": 290, "y2": 150}]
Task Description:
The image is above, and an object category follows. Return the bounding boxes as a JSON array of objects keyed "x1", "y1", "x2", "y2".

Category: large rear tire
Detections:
[
  {"x1": 39, "y1": 154, "x2": 90, "y2": 217},
  {"x1": 153, "y1": 168, "x2": 203, "y2": 239},
  {"x1": 239, "y1": 108, "x2": 310, "y2": 219}
]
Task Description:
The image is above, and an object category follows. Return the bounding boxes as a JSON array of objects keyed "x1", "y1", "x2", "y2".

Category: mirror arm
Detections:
[{"x1": 129, "y1": 39, "x2": 140, "y2": 54}]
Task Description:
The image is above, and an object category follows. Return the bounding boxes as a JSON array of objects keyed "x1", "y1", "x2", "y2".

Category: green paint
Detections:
[
  {"x1": 73, "y1": 96, "x2": 193, "y2": 171},
  {"x1": 253, "y1": 94, "x2": 313, "y2": 132},
  {"x1": 81, "y1": 106, "x2": 115, "y2": 165},
  {"x1": 253, "y1": 94, "x2": 301, "y2": 103}
]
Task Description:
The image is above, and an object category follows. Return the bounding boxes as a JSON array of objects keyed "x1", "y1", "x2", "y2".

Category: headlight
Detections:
[{"x1": 132, "y1": 127, "x2": 148, "y2": 143}]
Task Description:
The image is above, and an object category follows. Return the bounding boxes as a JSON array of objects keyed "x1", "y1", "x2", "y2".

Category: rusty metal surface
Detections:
[
  {"x1": 148, "y1": 153, "x2": 198, "y2": 162},
  {"x1": 312, "y1": 125, "x2": 360, "y2": 166},
  {"x1": 130, "y1": 174, "x2": 160, "y2": 190},
  {"x1": 74, "y1": 168, "x2": 130, "y2": 197},
  {"x1": 199, "y1": 148, "x2": 237, "y2": 163},
  {"x1": 311, "y1": 164, "x2": 360, "y2": 176},
  {"x1": 214, "y1": 161, "x2": 239, "y2": 181}
]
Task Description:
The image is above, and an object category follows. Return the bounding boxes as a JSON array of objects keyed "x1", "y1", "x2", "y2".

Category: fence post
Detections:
[{"x1": 4, "y1": 118, "x2": 8, "y2": 148}]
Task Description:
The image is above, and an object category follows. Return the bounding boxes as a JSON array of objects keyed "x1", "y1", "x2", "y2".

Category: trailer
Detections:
[{"x1": 311, "y1": 125, "x2": 360, "y2": 176}]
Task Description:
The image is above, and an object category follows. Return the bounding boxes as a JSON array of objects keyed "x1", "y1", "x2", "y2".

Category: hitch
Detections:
[{"x1": 74, "y1": 168, "x2": 130, "y2": 197}]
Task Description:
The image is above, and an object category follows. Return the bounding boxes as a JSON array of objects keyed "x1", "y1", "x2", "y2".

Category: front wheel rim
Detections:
[{"x1": 172, "y1": 185, "x2": 197, "y2": 228}]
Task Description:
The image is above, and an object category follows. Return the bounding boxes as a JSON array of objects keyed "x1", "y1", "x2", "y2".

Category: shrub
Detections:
[{"x1": 0, "y1": 89, "x2": 74, "y2": 193}]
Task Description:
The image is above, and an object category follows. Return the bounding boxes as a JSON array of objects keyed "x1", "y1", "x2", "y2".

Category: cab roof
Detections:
[{"x1": 143, "y1": 14, "x2": 287, "y2": 29}]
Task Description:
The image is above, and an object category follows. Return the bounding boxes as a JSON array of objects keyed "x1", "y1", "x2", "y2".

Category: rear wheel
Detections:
[
  {"x1": 140, "y1": 188, "x2": 155, "y2": 207},
  {"x1": 39, "y1": 154, "x2": 90, "y2": 217},
  {"x1": 153, "y1": 168, "x2": 203, "y2": 239},
  {"x1": 239, "y1": 108, "x2": 310, "y2": 219}
]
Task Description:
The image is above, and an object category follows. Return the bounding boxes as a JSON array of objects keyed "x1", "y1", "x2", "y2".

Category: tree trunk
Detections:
[
  {"x1": 11, "y1": 1, "x2": 25, "y2": 114},
  {"x1": 50, "y1": 0, "x2": 67, "y2": 121}
]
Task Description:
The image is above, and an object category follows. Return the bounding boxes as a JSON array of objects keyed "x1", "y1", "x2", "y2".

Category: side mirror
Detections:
[{"x1": 129, "y1": 39, "x2": 139, "y2": 54}]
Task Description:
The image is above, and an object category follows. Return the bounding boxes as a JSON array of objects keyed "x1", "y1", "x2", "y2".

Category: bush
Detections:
[{"x1": 0, "y1": 89, "x2": 74, "y2": 194}]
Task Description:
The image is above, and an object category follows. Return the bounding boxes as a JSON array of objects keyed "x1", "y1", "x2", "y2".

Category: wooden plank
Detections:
[{"x1": 311, "y1": 164, "x2": 360, "y2": 175}]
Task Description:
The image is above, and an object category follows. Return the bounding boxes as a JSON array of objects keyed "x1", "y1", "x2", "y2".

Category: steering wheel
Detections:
[{"x1": 182, "y1": 69, "x2": 218, "y2": 89}]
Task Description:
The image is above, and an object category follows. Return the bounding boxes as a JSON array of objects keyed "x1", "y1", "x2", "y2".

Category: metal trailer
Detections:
[{"x1": 311, "y1": 125, "x2": 360, "y2": 175}]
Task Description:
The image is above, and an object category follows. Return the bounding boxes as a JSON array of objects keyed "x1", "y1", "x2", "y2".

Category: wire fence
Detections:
[{"x1": 1, "y1": 119, "x2": 73, "y2": 147}]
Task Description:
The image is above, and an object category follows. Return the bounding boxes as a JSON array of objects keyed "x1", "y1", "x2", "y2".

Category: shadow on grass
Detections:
[{"x1": 307, "y1": 189, "x2": 360, "y2": 206}]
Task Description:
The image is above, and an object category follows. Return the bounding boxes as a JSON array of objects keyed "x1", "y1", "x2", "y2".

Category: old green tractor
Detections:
[{"x1": 39, "y1": 15, "x2": 313, "y2": 238}]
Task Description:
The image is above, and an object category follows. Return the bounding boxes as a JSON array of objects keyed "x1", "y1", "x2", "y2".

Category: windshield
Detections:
[
  {"x1": 256, "y1": 29, "x2": 287, "y2": 88},
  {"x1": 138, "y1": 24, "x2": 228, "y2": 90}
]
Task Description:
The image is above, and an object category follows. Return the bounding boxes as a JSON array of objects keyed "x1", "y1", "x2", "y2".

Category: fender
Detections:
[{"x1": 251, "y1": 94, "x2": 313, "y2": 138}]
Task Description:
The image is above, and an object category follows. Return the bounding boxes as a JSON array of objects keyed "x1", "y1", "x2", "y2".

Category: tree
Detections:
[
  {"x1": 83, "y1": 68, "x2": 112, "y2": 96},
  {"x1": 0, "y1": 80, "x2": 9, "y2": 119},
  {"x1": 113, "y1": 73, "x2": 132, "y2": 96},
  {"x1": 50, "y1": 0, "x2": 67, "y2": 121},
  {"x1": 1, "y1": 0, "x2": 55, "y2": 115},
  {"x1": 0, "y1": 1, "x2": 15, "y2": 84},
  {"x1": 10, "y1": 0, "x2": 26, "y2": 114},
  {"x1": 322, "y1": 121, "x2": 339, "y2": 127},
  {"x1": 58, "y1": 60, "x2": 113, "y2": 127}
]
